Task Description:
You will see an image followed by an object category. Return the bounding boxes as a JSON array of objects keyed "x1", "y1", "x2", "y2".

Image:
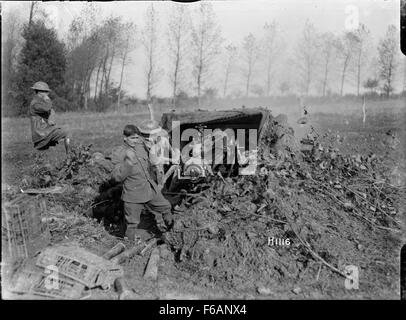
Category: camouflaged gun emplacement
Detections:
[{"x1": 158, "y1": 108, "x2": 280, "y2": 203}]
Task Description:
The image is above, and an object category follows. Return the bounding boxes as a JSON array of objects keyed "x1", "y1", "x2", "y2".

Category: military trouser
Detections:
[{"x1": 124, "y1": 190, "x2": 172, "y2": 241}]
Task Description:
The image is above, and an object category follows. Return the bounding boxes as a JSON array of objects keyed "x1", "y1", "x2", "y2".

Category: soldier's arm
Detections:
[
  {"x1": 31, "y1": 100, "x2": 51, "y2": 115},
  {"x1": 111, "y1": 150, "x2": 136, "y2": 182},
  {"x1": 48, "y1": 109, "x2": 56, "y2": 125}
]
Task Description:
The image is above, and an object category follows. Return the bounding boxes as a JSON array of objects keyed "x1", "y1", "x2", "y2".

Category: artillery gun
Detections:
[{"x1": 158, "y1": 108, "x2": 271, "y2": 201}]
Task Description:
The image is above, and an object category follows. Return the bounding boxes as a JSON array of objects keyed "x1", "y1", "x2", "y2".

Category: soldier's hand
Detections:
[{"x1": 157, "y1": 222, "x2": 168, "y2": 233}]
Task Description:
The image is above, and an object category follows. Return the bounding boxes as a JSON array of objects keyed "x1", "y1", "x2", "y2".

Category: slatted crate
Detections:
[{"x1": 2, "y1": 194, "x2": 50, "y2": 262}]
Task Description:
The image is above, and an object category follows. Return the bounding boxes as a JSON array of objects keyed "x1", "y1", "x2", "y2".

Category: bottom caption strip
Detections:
[{"x1": 159, "y1": 304, "x2": 247, "y2": 317}]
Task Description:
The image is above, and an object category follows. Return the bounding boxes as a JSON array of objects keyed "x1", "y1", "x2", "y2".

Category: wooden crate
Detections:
[{"x1": 2, "y1": 194, "x2": 50, "y2": 262}]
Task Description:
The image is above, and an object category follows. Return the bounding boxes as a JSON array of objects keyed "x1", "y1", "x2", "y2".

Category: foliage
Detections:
[
  {"x1": 15, "y1": 20, "x2": 66, "y2": 115},
  {"x1": 363, "y1": 78, "x2": 379, "y2": 94},
  {"x1": 377, "y1": 25, "x2": 399, "y2": 97}
]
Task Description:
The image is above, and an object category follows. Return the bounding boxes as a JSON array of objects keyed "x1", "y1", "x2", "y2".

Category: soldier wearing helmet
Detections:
[
  {"x1": 29, "y1": 81, "x2": 71, "y2": 157},
  {"x1": 111, "y1": 123, "x2": 173, "y2": 242},
  {"x1": 137, "y1": 119, "x2": 180, "y2": 188}
]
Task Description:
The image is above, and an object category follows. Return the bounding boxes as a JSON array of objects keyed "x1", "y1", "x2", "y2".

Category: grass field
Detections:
[{"x1": 1, "y1": 98, "x2": 405, "y2": 299}]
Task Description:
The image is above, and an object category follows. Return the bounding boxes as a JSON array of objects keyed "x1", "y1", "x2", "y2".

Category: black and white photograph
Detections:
[{"x1": 1, "y1": 0, "x2": 405, "y2": 303}]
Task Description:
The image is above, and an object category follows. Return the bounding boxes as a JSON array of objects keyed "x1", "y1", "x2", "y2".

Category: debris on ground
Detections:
[
  {"x1": 144, "y1": 247, "x2": 161, "y2": 281},
  {"x1": 2, "y1": 194, "x2": 50, "y2": 262},
  {"x1": 10, "y1": 267, "x2": 86, "y2": 299},
  {"x1": 36, "y1": 243, "x2": 124, "y2": 289},
  {"x1": 102, "y1": 242, "x2": 126, "y2": 260},
  {"x1": 4, "y1": 241, "x2": 127, "y2": 299},
  {"x1": 114, "y1": 277, "x2": 135, "y2": 300}
]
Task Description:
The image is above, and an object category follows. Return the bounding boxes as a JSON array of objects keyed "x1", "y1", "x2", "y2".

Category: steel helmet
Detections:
[
  {"x1": 31, "y1": 81, "x2": 50, "y2": 92},
  {"x1": 137, "y1": 119, "x2": 162, "y2": 135}
]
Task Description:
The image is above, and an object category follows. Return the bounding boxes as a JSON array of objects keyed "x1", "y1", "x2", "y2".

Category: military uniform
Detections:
[
  {"x1": 111, "y1": 142, "x2": 172, "y2": 241},
  {"x1": 29, "y1": 95, "x2": 67, "y2": 150}
]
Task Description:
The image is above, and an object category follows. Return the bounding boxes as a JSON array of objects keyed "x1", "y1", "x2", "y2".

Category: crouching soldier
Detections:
[
  {"x1": 29, "y1": 81, "x2": 71, "y2": 157},
  {"x1": 111, "y1": 124, "x2": 173, "y2": 242}
]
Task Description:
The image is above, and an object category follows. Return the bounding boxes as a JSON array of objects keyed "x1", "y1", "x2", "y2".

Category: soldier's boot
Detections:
[{"x1": 125, "y1": 225, "x2": 154, "y2": 242}]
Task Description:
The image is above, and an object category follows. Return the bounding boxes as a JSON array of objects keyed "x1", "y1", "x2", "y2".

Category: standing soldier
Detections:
[
  {"x1": 138, "y1": 119, "x2": 180, "y2": 189},
  {"x1": 29, "y1": 81, "x2": 71, "y2": 157},
  {"x1": 137, "y1": 120, "x2": 166, "y2": 186},
  {"x1": 111, "y1": 124, "x2": 173, "y2": 242}
]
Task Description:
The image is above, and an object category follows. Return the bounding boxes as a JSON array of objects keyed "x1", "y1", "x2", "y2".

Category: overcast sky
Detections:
[{"x1": 3, "y1": 0, "x2": 403, "y2": 97}]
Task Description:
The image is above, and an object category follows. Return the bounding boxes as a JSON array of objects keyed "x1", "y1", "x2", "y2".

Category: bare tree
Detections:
[
  {"x1": 262, "y1": 21, "x2": 281, "y2": 96},
  {"x1": 28, "y1": 1, "x2": 37, "y2": 27},
  {"x1": 191, "y1": 2, "x2": 222, "y2": 107},
  {"x1": 223, "y1": 44, "x2": 237, "y2": 97},
  {"x1": 241, "y1": 33, "x2": 259, "y2": 97},
  {"x1": 3, "y1": 9, "x2": 22, "y2": 94},
  {"x1": 377, "y1": 25, "x2": 399, "y2": 97},
  {"x1": 167, "y1": 4, "x2": 190, "y2": 107},
  {"x1": 335, "y1": 31, "x2": 357, "y2": 96},
  {"x1": 319, "y1": 32, "x2": 335, "y2": 96},
  {"x1": 296, "y1": 20, "x2": 320, "y2": 95},
  {"x1": 65, "y1": 3, "x2": 102, "y2": 109},
  {"x1": 351, "y1": 24, "x2": 371, "y2": 96},
  {"x1": 117, "y1": 22, "x2": 136, "y2": 110},
  {"x1": 102, "y1": 17, "x2": 122, "y2": 98},
  {"x1": 142, "y1": 4, "x2": 160, "y2": 103}
]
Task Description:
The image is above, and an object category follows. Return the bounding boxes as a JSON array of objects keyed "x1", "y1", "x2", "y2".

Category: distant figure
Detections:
[
  {"x1": 297, "y1": 97, "x2": 309, "y2": 125},
  {"x1": 303, "y1": 105, "x2": 308, "y2": 115},
  {"x1": 29, "y1": 81, "x2": 70, "y2": 157}
]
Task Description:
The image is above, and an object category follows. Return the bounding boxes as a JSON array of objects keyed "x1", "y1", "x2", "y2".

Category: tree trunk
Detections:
[
  {"x1": 306, "y1": 67, "x2": 311, "y2": 96},
  {"x1": 29, "y1": 2, "x2": 35, "y2": 27},
  {"x1": 340, "y1": 71, "x2": 345, "y2": 96},
  {"x1": 266, "y1": 72, "x2": 271, "y2": 97},
  {"x1": 246, "y1": 71, "x2": 251, "y2": 97},
  {"x1": 387, "y1": 61, "x2": 392, "y2": 98},
  {"x1": 266, "y1": 59, "x2": 272, "y2": 97},
  {"x1": 223, "y1": 66, "x2": 230, "y2": 98},
  {"x1": 117, "y1": 49, "x2": 128, "y2": 111},
  {"x1": 106, "y1": 46, "x2": 116, "y2": 96},
  {"x1": 196, "y1": 32, "x2": 204, "y2": 109},
  {"x1": 356, "y1": 50, "x2": 362, "y2": 96},
  {"x1": 84, "y1": 69, "x2": 93, "y2": 111},
  {"x1": 246, "y1": 56, "x2": 252, "y2": 97},
  {"x1": 340, "y1": 56, "x2": 349, "y2": 96},
  {"x1": 94, "y1": 59, "x2": 103, "y2": 100},
  {"x1": 147, "y1": 66, "x2": 152, "y2": 103},
  {"x1": 197, "y1": 66, "x2": 202, "y2": 108},
  {"x1": 322, "y1": 58, "x2": 329, "y2": 97},
  {"x1": 172, "y1": 58, "x2": 179, "y2": 108},
  {"x1": 172, "y1": 29, "x2": 181, "y2": 108},
  {"x1": 99, "y1": 52, "x2": 108, "y2": 100}
]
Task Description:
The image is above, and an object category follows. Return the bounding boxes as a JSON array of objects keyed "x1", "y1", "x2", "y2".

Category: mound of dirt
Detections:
[{"x1": 163, "y1": 119, "x2": 405, "y2": 294}]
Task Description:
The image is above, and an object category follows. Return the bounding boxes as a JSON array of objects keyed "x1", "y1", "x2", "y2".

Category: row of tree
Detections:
[
  {"x1": 2, "y1": 2, "x2": 403, "y2": 116},
  {"x1": 295, "y1": 21, "x2": 400, "y2": 98}
]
